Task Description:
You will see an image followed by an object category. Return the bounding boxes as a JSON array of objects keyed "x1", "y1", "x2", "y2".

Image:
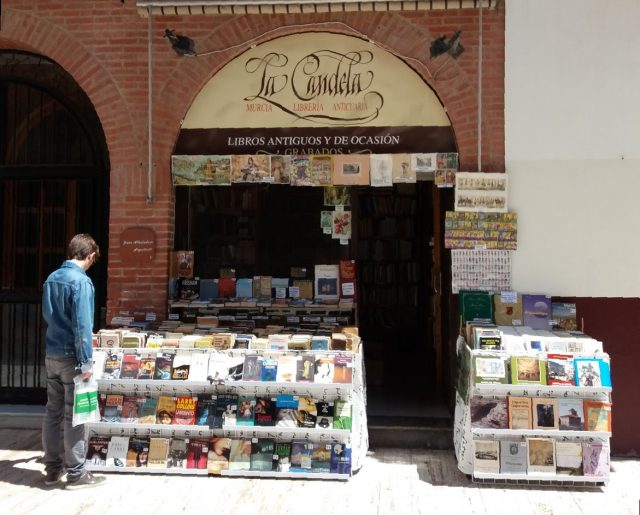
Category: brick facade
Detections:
[{"x1": 0, "y1": 1, "x2": 505, "y2": 322}]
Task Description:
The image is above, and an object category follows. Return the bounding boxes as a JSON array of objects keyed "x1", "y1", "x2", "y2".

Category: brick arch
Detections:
[
  {"x1": 156, "y1": 15, "x2": 492, "y2": 173},
  {"x1": 0, "y1": 8, "x2": 136, "y2": 173}
]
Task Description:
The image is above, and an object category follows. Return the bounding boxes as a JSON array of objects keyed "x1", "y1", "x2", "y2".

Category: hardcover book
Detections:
[
  {"x1": 507, "y1": 396, "x2": 532, "y2": 430},
  {"x1": 167, "y1": 438, "x2": 188, "y2": 469},
  {"x1": 532, "y1": 398, "x2": 559, "y2": 430},
  {"x1": 315, "y1": 401, "x2": 334, "y2": 429},
  {"x1": 254, "y1": 397, "x2": 276, "y2": 426},
  {"x1": 174, "y1": 395, "x2": 197, "y2": 425},
  {"x1": 527, "y1": 437, "x2": 556, "y2": 474},
  {"x1": 470, "y1": 397, "x2": 508, "y2": 429},
  {"x1": 250, "y1": 438, "x2": 275, "y2": 472},
  {"x1": 217, "y1": 277, "x2": 236, "y2": 299},
  {"x1": 458, "y1": 290, "x2": 493, "y2": 325},
  {"x1": 493, "y1": 292, "x2": 523, "y2": 326},
  {"x1": 583, "y1": 400, "x2": 612, "y2": 432},
  {"x1": 296, "y1": 396, "x2": 317, "y2": 428},
  {"x1": 574, "y1": 357, "x2": 611, "y2": 387},
  {"x1": 311, "y1": 443, "x2": 332, "y2": 473},
  {"x1": 237, "y1": 396, "x2": 256, "y2": 426},
  {"x1": 138, "y1": 397, "x2": 158, "y2": 424},
  {"x1": 229, "y1": 439, "x2": 252, "y2": 471},
  {"x1": 329, "y1": 443, "x2": 352, "y2": 474},
  {"x1": 546, "y1": 353, "x2": 575, "y2": 386},
  {"x1": 522, "y1": 294, "x2": 552, "y2": 330},
  {"x1": 499, "y1": 440, "x2": 527, "y2": 475},
  {"x1": 86, "y1": 436, "x2": 110, "y2": 466},
  {"x1": 555, "y1": 441, "x2": 583, "y2": 476},
  {"x1": 119, "y1": 353, "x2": 140, "y2": 379},
  {"x1": 510, "y1": 355, "x2": 546, "y2": 385},
  {"x1": 472, "y1": 353, "x2": 509, "y2": 384},
  {"x1": 186, "y1": 438, "x2": 209, "y2": 469},
  {"x1": 473, "y1": 440, "x2": 500, "y2": 474},
  {"x1": 147, "y1": 437, "x2": 170, "y2": 469},
  {"x1": 207, "y1": 437, "x2": 231, "y2": 475},
  {"x1": 333, "y1": 399, "x2": 352, "y2": 430},
  {"x1": 557, "y1": 398, "x2": 585, "y2": 430},
  {"x1": 126, "y1": 437, "x2": 150, "y2": 468},
  {"x1": 106, "y1": 436, "x2": 129, "y2": 467},
  {"x1": 582, "y1": 443, "x2": 610, "y2": 477},
  {"x1": 156, "y1": 395, "x2": 177, "y2": 425}
]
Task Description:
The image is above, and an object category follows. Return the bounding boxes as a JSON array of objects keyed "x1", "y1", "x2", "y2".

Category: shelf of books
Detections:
[
  {"x1": 84, "y1": 333, "x2": 367, "y2": 480},
  {"x1": 453, "y1": 325, "x2": 613, "y2": 487}
]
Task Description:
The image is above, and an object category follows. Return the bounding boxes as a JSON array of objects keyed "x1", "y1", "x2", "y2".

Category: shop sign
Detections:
[{"x1": 120, "y1": 227, "x2": 156, "y2": 264}]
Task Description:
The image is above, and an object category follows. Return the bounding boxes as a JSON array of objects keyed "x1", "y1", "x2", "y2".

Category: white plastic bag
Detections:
[{"x1": 72, "y1": 375, "x2": 100, "y2": 427}]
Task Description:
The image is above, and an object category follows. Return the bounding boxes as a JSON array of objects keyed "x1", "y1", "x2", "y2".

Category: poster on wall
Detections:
[
  {"x1": 455, "y1": 172, "x2": 508, "y2": 212},
  {"x1": 444, "y1": 211, "x2": 518, "y2": 250},
  {"x1": 451, "y1": 249, "x2": 512, "y2": 293},
  {"x1": 171, "y1": 155, "x2": 231, "y2": 186}
]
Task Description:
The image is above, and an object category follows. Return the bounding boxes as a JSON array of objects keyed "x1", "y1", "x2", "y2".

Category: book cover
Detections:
[
  {"x1": 292, "y1": 279, "x2": 314, "y2": 300},
  {"x1": 137, "y1": 356, "x2": 156, "y2": 380},
  {"x1": 102, "y1": 350, "x2": 123, "y2": 380},
  {"x1": 195, "y1": 394, "x2": 217, "y2": 427},
  {"x1": 186, "y1": 438, "x2": 209, "y2": 470},
  {"x1": 153, "y1": 352, "x2": 174, "y2": 380},
  {"x1": 582, "y1": 443, "x2": 610, "y2": 477},
  {"x1": 101, "y1": 394, "x2": 124, "y2": 423},
  {"x1": 290, "y1": 440, "x2": 314, "y2": 472},
  {"x1": 532, "y1": 398, "x2": 559, "y2": 430},
  {"x1": 583, "y1": 400, "x2": 612, "y2": 432},
  {"x1": 218, "y1": 393, "x2": 238, "y2": 427},
  {"x1": 314, "y1": 354, "x2": 335, "y2": 383},
  {"x1": 557, "y1": 398, "x2": 585, "y2": 430},
  {"x1": 174, "y1": 395, "x2": 197, "y2": 425},
  {"x1": 499, "y1": 440, "x2": 527, "y2": 475},
  {"x1": 85, "y1": 436, "x2": 110, "y2": 466},
  {"x1": 333, "y1": 399, "x2": 352, "y2": 430},
  {"x1": 171, "y1": 350, "x2": 191, "y2": 380},
  {"x1": 218, "y1": 277, "x2": 236, "y2": 299},
  {"x1": 105, "y1": 436, "x2": 129, "y2": 467},
  {"x1": 121, "y1": 395, "x2": 142, "y2": 423},
  {"x1": 472, "y1": 353, "x2": 509, "y2": 384},
  {"x1": 474, "y1": 326, "x2": 502, "y2": 351},
  {"x1": 311, "y1": 336, "x2": 330, "y2": 351},
  {"x1": 242, "y1": 354, "x2": 263, "y2": 381},
  {"x1": 458, "y1": 290, "x2": 493, "y2": 325},
  {"x1": 235, "y1": 278, "x2": 253, "y2": 299},
  {"x1": 314, "y1": 264, "x2": 339, "y2": 302},
  {"x1": 188, "y1": 352, "x2": 210, "y2": 381},
  {"x1": 527, "y1": 437, "x2": 556, "y2": 474},
  {"x1": 551, "y1": 302, "x2": 578, "y2": 331},
  {"x1": 250, "y1": 438, "x2": 275, "y2": 472},
  {"x1": 167, "y1": 438, "x2": 188, "y2": 469},
  {"x1": 138, "y1": 397, "x2": 158, "y2": 424},
  {"x1": 276, "y1": 355, "x2": 297, "y2": 382},
  {"x1": 470, "y1": 397, "x2": 508, "y2": 429},
  {"x1": 119, "y1": 353, "x2": 140, "y2": 379},
  {"x1": 275, "y1": 394, "x2": 299, "y2": 428},
  {"x1": 156, "y1": 395, "x2": 177, "y2": 425},
  {"x1": 507, "y1": 396, "x2": 532, "y2": 430},
  {"x1": 555, "y1": 442, "x2": 583, "y2": 476},
  {"x1": 493, "y1": 292, "x2": 523, "y2": 326},
  {"x1": 522, "y1": 294, "x2": 552, "y2": 330},
  {"x1": 273, "y1": 442, "x2": 292, "y2": 472},
  {"x1": 147, "y1": 437, "x2": 170, "y2": 469},
  {"x1": 546, "y1": 353, "x2": 575, "y2": 386},
  {"x1": 170, "y1": 250, "x2": 194, "y2": 279},
  {"x1": 315, "y1": 401, "x2": 334, "y2": 429},
  {"x1": 473, "y1": 440, "x2": 500, "y2": 474},
  {"x1": 126, "y1": 437, "x2": 150, "y2": 468},
  {"x1": 311, "y1": 443, "x2": 332, "y2": 473},
  {"x1": 295, "y1": 354, "x2": 315, "y2": 383},
  {"x1": 254, "y1": 397, "x2": 276, "y2": 426},
  {"x1": 333, "y1": 355, "x2": 353, "y2": 384},
  {"x1": 510, "y1": 355, "x2": 546, "y2": 385},
  {"x1": 338, "y1": 259, "x2": 357, "y2": 300},
  {"x1": 207, "y1": 437, "x2": 231, "y2": 475},
  {"x1": 98, "y1": 331, "x2": 121, "y2": 348},
  {"x1": 574, "y1": 357, "x2": 611, "y2": 387},
  {"x1": 260, "y1": 356, "x2": 277, "y2": 382},
  {"x1": 237, "y1": 396, "x2": 256, "y2": 426},
  {"x1": 229, "y1": 439, "x2": 252, "y2": 470},
  {"x1": 296, "y1": 396, "x2": 317, "y2": 428},
  {"x1": 207, "y1": 353, "x2": 229, "y2": 382},
  {"x1": 177, "y1": 277, "x2": 200, "y2": 301},
  {"x1": 329, "y1": 443, "x2": 352, "y2": 474},
  {"x1": 199, "y1": 278, "x2": 218, "y2": 301}
]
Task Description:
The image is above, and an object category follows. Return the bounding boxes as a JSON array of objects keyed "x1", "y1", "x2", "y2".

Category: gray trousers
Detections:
[{"x1": 42, "y1": 356, "x2": 86, "y2": 480}]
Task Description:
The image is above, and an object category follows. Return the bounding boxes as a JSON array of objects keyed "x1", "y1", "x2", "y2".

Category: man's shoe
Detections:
[
  {"x1": 65, "y1": 471, "x2": 106, "y2": 490},
  {"x1": 44, "y1": 470, "x2": 64, "y2": 486}
]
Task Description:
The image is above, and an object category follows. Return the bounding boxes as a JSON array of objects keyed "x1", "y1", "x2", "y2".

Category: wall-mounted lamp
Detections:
[
  {"x1": 164, "y1": 29, "x2": 197, "y2": 56},
  {"x1": 429, "y1": 30, "x2": 465, "y2": 59}
]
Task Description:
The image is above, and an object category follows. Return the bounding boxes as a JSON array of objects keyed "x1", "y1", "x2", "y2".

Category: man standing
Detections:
[{"x1": 41, "y1": 233, "x2": 106, "y2": 489}]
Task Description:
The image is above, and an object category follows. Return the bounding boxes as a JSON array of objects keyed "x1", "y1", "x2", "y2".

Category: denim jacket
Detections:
[{"x1": 42, "y1": 260, "x2": 95, "y2": 368}]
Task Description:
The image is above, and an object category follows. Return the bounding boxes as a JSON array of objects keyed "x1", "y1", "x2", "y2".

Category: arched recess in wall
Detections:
[{"x1": 0, "y1": 50, "x2": 109, "y2": 402}]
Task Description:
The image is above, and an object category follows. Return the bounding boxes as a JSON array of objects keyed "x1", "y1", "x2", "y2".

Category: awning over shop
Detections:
[{"x1": 136, "y1": 0, "x2": 499, "y2": 16}]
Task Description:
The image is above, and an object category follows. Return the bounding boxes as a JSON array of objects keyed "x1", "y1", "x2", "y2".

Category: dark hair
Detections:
[{"x1": 67, "y1": 233, "x2": 100, "y2": 261}]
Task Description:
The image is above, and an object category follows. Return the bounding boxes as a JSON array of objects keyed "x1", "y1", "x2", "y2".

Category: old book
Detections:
[
  {"x1": 499, "y1": 440, "x2": 527, "y2": 474},
  {"x1": 473, "y1": 352, "x2": 509, "y2": 384},
  {"x1": 510, "y1": 355, "x2": 546, "y2": 385},
  {"x1": 582, "y1": 443, "x2": 610, "y2": 477},
  {"x1": 473, "y1": 440, "x2": 500, "y2": 474},
  {"x1": 137, "y1": 356, "x2": 156, "y2": 380},
  {"x1": 522, "y1": 294, "x2": 551, "y2": 330},
  {"x1": 574, "y1": 357, "x2": 611, "y2": 387},
  {"x1": 147, "y1": 437, "x2": 170, "y2": 469},
  {"x1": 470, "y1": 396, "x2": 508, "y2": 429},
  {"x1": 153, "y1": 352, "x2": 174, "y2": 380},
  {"x1": 459, "y1": 290, "x2": 493, "y2": 325},
  {"x1": 557, "y1": 398, "x2": 585, "y2": 430},
  {"x1": 583, "y1": 400, "x2": 612, "y2": 432},
  {"x1": 532, "y1": 398, "x2": 559, "y2": 430},
  {"x1": 275, "y1": 394, "x2": 299, "y2": 428},
  {"x1": 102, "y1": 350, "x2": 123, "y2": 380},
  {"x1": 546, "y1": 353, "x2": 575, "y2": 385},
  {"x1": 507, "y1": 397, "x2": 532, "y2": 430},
  {"x1": 237, "y1": 396, "x2": 256, "y2": 426},
  {"x1": 254, "y1": 397, "x2": 276, "y2": 427},
  {"x1": 296, "y1": 396, "x2": 317, "y2": 428},
  {"x1": 314, "y1": 264, "x2": 339, "y2": 302},
  {"x1": 527, "y1": 437, "x2": 555, "y2": 474},
  {"x1": 333, "y1": 355, "x2": 353, "y2": 384},
  {"x1": 555, "y1": 441, "x2": 583, "y2": 476},
  {"x1": 493, "y1": 292, "x2": 523, "y2": 326}
]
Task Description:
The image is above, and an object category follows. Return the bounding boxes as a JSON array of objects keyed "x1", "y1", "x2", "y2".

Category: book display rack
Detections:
[
  {"x1": 84, "y1": 341, "x2": 367, "y2": 480},
  {"x1": 453, "y1": 334, "x2": 613, "y2": 487}
]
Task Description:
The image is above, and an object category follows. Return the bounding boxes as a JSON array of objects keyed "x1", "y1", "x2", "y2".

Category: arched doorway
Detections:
[{"x1": 0, "y1": 51, "x2": 109, "y2": 403}]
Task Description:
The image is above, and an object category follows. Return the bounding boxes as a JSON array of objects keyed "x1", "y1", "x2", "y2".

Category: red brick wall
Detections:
[{"x1": 0, "y1": 1, "x2": 505, "y2": 321}]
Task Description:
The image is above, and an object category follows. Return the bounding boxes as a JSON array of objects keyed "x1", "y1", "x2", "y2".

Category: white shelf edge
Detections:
[
  {"x1": 222, "y1": 425, "x2": 351, "y2": 439},
  {"x1": 473, "y1": 471, "x2": 609, "y2": 483},
  {"x1": 221, "y1": 469, "x2": 350, "y2": 480},
  {"x1": 86, "y1": 464, "x2": 208, "y2": 475},
  {"x1": 95, "y1": 379, "x2": 353, "y2": 392},
  {"x1": 472, "y1": 429, "x2": 611, "y2": 439},
  {"x1": 472, "y1": 384, "x2": 612, "y2": 394}
]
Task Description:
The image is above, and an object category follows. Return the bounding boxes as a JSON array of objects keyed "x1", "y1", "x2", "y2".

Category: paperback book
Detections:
[
  {"x1": 574, "y1": 357, "x2": 611, "y2": 387},
  {"x1": 315, "y1": 401, "x2": 334, "y2": 429},
  {"x1": 102, "y1": 394, "x2": 124, "y2": 423},
  {"x1": 329, "y1": 443, "x2": 352, "y2": 474},
  {"x1": 311, "y1": 443, "x2": 332, "y2": 473},
  {"x1": 273, "y1": 442, "x2": 292, "y2": 472},
  {"x1": 522, "y1": 294, "x2": 552, "y2": 330},
  {"x1": 121, "y1": 395, "x2": 142, "y2": 423},
  {"x1": 555, "y1": 441, "x2": 583, "y2": 476},
  {"x1": 237, "y1": 396, "x2": 256, "y2": 426},
  {"x1": 583, "y1": 400, "x2": 612, "y2": 432},
  {"x1": 333, "y1": 399, "x2": 352, "y2": 430},
  {"x1": 296, "y1": 396, "x2": 317, "y2": 428},
  {"x1": 207, "y1": 437, "x2": 231, "y2": 475},
  {"x1": 510, "y1": 355, "x2": 546, "y2": 385},
  {"x1": 532, "y1": 398, "x2": 559, "y2": 430},
  {"x1": 156, "y1": 395, "x2": 177, "y2": 425},
  {"x1": 106, "y1": 436, "x2": 129, "y2": 467},
  {"x1": 126, "y1": 437, "x2": 150, "y2": 468},
  {"x1": 147, "y1": 437, "x2": 170, "y2": 469},
  {"x1": 557, "y1": 398, "x2": 585, "y2": 430},
  {"x1": 295, "y1": 354, "x2": 315, "y2": 382},
  {"x1": 250, "y1": 438, "x2": 275, "y2": 472},
  {"x1": 546, "y1": 353, "x2": 575, "y2": 386},
  {"x1": 527, "y1": 437, "x2": 556, "y2": 474},
  {"x1": 582, "y1": 443, "x2": 610, "y2": 477},
  {"x1": 174, "y1": 395, "x2": 197, "y2": 425},
  {"x1": 473, "y1": 440, "x2": 500, "y2": 474},
  {"x1": 119, "y1": 353, "x2": 140, "y2": 379},
  {"x1": 507, "y1": 396, "x2": 532, "y2": 430},
  {"x1": 186, "y1": 439, "x2": 209, "y2": 469},
  {"x1": 229, "y1": 439, "x2": 252, "y2": 471},
  {"x1": 499, "y1": 440, "x2": 527, "y2": 475},
  {"x1": 470, "y1": 397, "x2": 508, "y2": 429},
  {"x1": 254, "y1": 397, "x2": 276, "y2": 426},
  {"x1": 138, "y1": 397, "x2": 158, "y2": 424},
  {"x1": 167, "y1": 438, "x2": 188, "y2": 469},
  {"x1": 275, "y1": 394, "x2": 299, "y2": 428},
  {"x1": 86, "y1": 436, "x2": 110, "y2": 466},
  {"x1": 290, "y1": 440, "x2": 314, "y2": 472}
]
